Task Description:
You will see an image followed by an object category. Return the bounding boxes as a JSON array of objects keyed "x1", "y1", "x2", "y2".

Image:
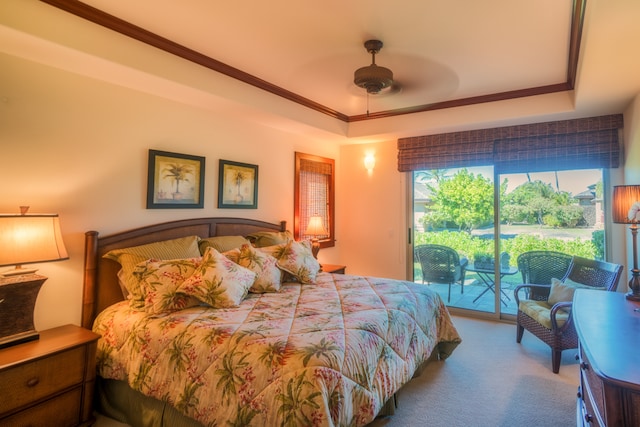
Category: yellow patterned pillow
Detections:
[
  {"x1": 133, "y1": 257, "x2": 202, "y2": 315},
  {"x1": 237, "y1": 244, "x2": 282, "y2": 293},
  {"x1": 178, "y1": 247, "x2": 256, "y2": 308},
  {"x1": 103, "y1": 235, "x2": 201, "y2": 306},
  {"x1": 276, "y1": 240, "x2": 320, "y2": 284},
  {"x1": 246, "y1": 230, "x2": 294, "y2": 248},
  {"x1": 199, "y1": 235, "x2": 251, "y2": 255}
]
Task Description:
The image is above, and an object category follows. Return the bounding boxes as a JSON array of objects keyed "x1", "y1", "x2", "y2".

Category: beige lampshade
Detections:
[
  {"x1": 305, "y1": 216, "x2": 328, "y2": 237},
  {"x1": 0, "y1": 214, "x2": 69, "y2": 269},
  {"x1": 612, "y1": 185, "x2": 640, "y2": 224}
]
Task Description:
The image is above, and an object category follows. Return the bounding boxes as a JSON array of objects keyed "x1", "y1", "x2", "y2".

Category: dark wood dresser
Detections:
[{"x1": 574, "y1": 289, "x2": 640, "y2": 426}]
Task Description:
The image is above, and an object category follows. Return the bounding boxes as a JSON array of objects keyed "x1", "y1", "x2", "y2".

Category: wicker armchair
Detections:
[
  {"x1": 517, "y1": 250, "x2": 572, "y2": 286},
  {"x1": 514, "y1": 256, "x2": 623, "y2": 373},
  {"x1": 414, "y1": 244, "x2": 468, "y2": 302}
]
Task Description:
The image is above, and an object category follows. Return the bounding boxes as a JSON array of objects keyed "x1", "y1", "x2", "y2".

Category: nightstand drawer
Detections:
[
  {"x1": 1, "y1": 387, "x2": 82, "y2": 427},
  {"x1": 0, "y1": 345, "x2": 86, "y2": 414}
]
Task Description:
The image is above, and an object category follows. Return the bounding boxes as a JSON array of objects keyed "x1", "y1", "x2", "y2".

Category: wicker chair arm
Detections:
[
  {"x1": 550, "y1": 301, "x2": 573, "y2": 332},
  {"x1": 513, "y1": 284, "x2": 551, "y2": 305}
]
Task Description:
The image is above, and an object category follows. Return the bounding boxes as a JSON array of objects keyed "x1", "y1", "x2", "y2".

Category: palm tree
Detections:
[
  {"x1": 162, "y1": 163, "x2": 194, "y2": 197},
  {"x1": 234, "y1": 170, "x2": 246, "y2": 199}
]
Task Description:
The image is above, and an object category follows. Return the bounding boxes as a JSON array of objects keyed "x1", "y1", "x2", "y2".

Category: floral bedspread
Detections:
[{"x1": 93, "y1": 273, "x2": 461, "y2": 427}]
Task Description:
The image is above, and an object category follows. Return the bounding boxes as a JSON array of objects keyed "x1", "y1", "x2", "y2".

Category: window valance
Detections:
[{"x1": 397, "y1": 114, "x2": 623, "y2": 172}]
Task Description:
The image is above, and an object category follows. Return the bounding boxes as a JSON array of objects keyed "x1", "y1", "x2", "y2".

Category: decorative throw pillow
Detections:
[
  {"x1": 255, "y1": 243, "x2": 288, "y2": 259},
  {"x1": 199, "y1": 235, "x2": 251, "y2": 255},
  {"x1": 276, "y1": 240, "x2": 320, "y2": 284},
  {"x1": 237, "y1": 244, "x2": 282, "y2": 293},
  {"x1": 222, "y1": 247, "x2": 241, "y2": 264},
  {"x1": 133, "y1": 257, "x2": 202, "y2": 315},
  {"x1": 103, "y1": 235, "x2": 201, "y2": 306},
  {"x1": 178, "y1": 247, "x2": 256, "y2": 308},
  {"x1": 548, "y1": 277, "x2": 597, "y2": 306},
  {"x1": 246, "y1": 230, "x2": 294, "y2": 248}
]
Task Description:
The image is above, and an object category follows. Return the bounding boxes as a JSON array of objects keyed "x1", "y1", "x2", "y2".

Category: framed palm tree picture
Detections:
[
  {"x1": 147, "y1": 149, "x2": 205, "y2": 208},
  {"x1": 218, "y1": 159, "x2": 258, "y2": 209}
]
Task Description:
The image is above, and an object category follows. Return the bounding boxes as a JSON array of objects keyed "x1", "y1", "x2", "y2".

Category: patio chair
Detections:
[
  {"x1": 514, "y1": 256, "x2": 622, "y2": 373},
  {"x1": 517, "y1": 250, "x2": 572, "y2": 287},
  {"x1": 414, "y1": 244, "x2": 468, "y2": 303}
]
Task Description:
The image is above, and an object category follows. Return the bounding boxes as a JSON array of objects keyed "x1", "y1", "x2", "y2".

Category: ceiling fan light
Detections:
[{"x1": 354, "y1": 65, "x2": 394, "y2": 94}]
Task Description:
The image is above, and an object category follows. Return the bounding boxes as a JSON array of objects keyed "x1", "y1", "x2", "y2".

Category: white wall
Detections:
[{"x1": 336, "y1": 141, "x2": 407, "y2": 280}]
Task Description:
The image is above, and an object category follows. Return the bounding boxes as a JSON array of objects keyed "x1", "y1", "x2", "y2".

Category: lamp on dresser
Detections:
[
  {"x1": 0, "y1": 206, "x2": 68, "y2": 348},
  {"x1": 612, "y1": 185, "x2": 640, "y2": 301},
  {"x1": 304, "y1": 215, "x2": 328, "y2": 259}
]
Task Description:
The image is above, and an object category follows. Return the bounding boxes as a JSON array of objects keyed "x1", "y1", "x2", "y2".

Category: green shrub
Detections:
[
  {"x1": 592, "y1": 229, "x2": 604, "y2": 260},
  {"x1": 414, "y1": 230, "x2": 596, "y2": 267}
]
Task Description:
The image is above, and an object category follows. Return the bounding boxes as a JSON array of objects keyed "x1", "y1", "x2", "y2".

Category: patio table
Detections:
[{"x1": 467, "y1": 264, "x2": 518, "y2": 306}]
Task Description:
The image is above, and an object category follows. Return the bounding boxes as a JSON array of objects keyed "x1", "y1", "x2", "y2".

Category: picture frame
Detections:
[
  {"x1": 218, "y1": 159, "x2": 258, "y2": 209},
  {"x1": 147, "y1": 149, "x2": 205, "y2": 209}
]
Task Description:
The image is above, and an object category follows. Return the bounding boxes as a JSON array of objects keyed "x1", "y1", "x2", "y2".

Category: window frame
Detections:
[{"x1": 294, "y1": 152, "x2": 335, "y2": 249}]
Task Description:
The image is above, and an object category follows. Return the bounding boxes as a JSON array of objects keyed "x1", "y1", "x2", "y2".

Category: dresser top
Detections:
[
  {"x1": 574, "y1": 289, "x2": 640, "y2": 389},
  {"x1": 0, "y1": 324, "x2": 98, "y2": 369}
]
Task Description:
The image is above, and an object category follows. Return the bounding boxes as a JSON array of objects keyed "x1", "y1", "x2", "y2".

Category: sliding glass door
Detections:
[
  {"x1": 497, "y1": 169, "x2": 605, "y2": 316},
  {"x1": 413, "y1": 166, "x2": 498, "y2": 314},
  {"x1": 412, "y1": 167, "x2": 606, "y2": 318}
]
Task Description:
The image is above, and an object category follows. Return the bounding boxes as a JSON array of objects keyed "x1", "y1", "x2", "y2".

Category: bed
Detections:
[{"x1": 82, "y1": 217, "x2": 461, "y2": 427}]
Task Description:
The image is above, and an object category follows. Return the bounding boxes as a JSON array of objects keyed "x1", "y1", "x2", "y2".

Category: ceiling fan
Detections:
[{"x1": 353, "y1": 40, "x2": 395, "y2": 95}]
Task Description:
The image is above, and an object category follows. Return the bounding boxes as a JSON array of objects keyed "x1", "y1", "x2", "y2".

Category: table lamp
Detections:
[
  {"x1": 612, "y1": 185, "x2": 640, "y2": 301},
  {"x1": 0, "y1": 207, "x2": 69, "y2": 348},
  {"x1": 304, "y1": 215, "x2": 328, "y2": 259}
]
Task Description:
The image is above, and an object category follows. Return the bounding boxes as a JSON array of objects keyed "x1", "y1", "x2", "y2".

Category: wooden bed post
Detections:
[{"x1": 82, "y1": 231, "x2": 99, "y2": 329}]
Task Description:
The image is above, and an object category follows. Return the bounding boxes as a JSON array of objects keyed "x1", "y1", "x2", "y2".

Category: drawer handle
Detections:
[
  {"x1": 584, "y1": 413, "x2": 593, "y2": 423},
  {"x1": 26, "y1": 377, "x2": 40, "y2": 387},
  {"x1": 581, "y1": 362, "x2": 590, "y2": 371}
]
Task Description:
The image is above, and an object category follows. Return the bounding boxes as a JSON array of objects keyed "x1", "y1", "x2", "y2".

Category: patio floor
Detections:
[{"x1": 415, "y1": 276, "x2": 520, "y2": 315}]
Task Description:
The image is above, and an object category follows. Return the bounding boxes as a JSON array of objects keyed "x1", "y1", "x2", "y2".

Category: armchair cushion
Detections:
[
  {"x1": 547, "y1": 277, "x2": 598, "y2": 306},
  {"x1": 518, "y1": 300, "x2": 570, "y2": 329}
]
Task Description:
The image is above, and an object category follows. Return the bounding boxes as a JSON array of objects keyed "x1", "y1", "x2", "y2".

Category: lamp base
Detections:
[
  {"x1": 310, "y1": 238, "x2": 320, "y2": 259},
  {"x1": 625, "y1": 292, "x2": 640, "y2": 302},
  {"x1": 0, "y1": 274, "x2": 47, "y2": 349},
  {"x1": 1, "y1": 266, "x2": 39, "y2": 277},
  {"x1": 625, "y1": 273, "x2": 640, "y2": 301}
]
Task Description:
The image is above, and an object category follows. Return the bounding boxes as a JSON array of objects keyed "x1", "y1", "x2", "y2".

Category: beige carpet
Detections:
[{"x1": 368, "y1": 315, "x2": 579, "y2": 427}]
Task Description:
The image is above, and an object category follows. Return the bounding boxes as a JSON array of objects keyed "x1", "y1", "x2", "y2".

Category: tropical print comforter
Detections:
[{"x1": 93, "y1": 273, "x2": 461, "y2": 427}]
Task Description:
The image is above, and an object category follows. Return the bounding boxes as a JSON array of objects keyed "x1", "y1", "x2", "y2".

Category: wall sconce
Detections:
[
  {"x1": 612, "y1": 185, "x2": 640, "y2": 301},
  {"x1": 0, "y1": 207, "x2": 68, "y2": 348},
  {"x1": 304, "y1": 215, "x2": 328, "y2": 259},
  {"x1": 364, "y1": 153, "x2": 376, "y2": 173}
]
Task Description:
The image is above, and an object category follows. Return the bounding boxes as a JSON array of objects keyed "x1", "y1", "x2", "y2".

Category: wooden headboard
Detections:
[{"x1": 82, "y1": 217, "x2": 286, "y2": 329}]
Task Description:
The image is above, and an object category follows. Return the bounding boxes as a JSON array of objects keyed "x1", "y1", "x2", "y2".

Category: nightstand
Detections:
[
  {"x1": 0, "y1": 324, "x2": 99, "y2": 426},
  {"x1": 321, "y1": 264, "x2": 346, "y2": 274}
]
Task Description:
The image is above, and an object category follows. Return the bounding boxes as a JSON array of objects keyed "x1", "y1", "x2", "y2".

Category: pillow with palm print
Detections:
[
  {"x1": 276, "y1": 240, "x2": 320, "y2": 284},
  {"x1": 133, "y1": 257, "x2": 203, "y2": 315},
  {"x1": 254, "y1": 242, "x2": 288, "y2": 259},
  {"x1": 237, "y1": 244, "x2": 282, "y2": 293},
  {"x1": 178, "y1": 246, "x2": 256, "y2": 308},
  {"x1": 103, "y1": 235, "x2": 201, "y2": 307}
]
